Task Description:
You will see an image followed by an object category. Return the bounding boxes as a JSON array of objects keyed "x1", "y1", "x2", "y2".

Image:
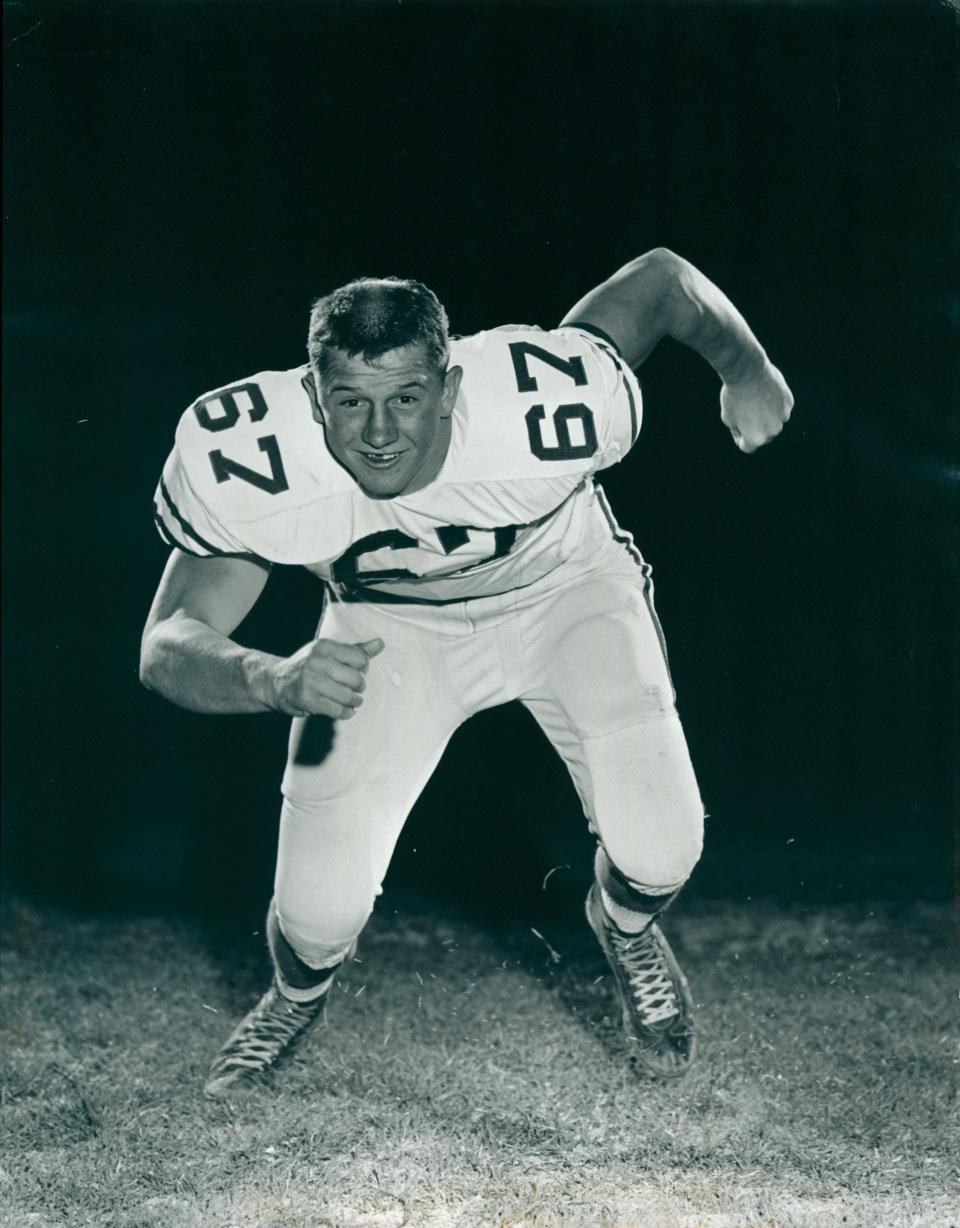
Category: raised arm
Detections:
[
  {"x1": 139, "y1": 551, "x2": 381, "y2": 717},
  {"x1": 562, "y1": 248, "x2": 793, "y2": 452}
]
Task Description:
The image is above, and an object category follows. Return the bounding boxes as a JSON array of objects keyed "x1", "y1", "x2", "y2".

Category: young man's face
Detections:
[{"x1": 316, "y1": 344, "x2": 462, "y2": 499}]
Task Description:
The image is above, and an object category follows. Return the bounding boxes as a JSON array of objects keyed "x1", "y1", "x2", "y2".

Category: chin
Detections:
[
  {"x1": 360, "y1": 482, "x2": 404, "y2": 500},
  {"x1": 355, "y1": 470, "x2": 409, "y2": 499}
]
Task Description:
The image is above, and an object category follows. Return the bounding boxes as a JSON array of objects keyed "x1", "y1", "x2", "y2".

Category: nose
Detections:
[{"x1": 362, "y1": 404, "x2": 399, "y2": 450}]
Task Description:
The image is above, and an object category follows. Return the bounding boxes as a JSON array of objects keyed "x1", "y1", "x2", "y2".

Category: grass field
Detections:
[{"x1": 1, "y1": 894, "x2": 956, "y2": 1228}]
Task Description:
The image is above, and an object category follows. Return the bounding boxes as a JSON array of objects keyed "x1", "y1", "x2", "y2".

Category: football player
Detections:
[{"x1": 140, "y1": 249, "x2": 793, "y2": 1095}]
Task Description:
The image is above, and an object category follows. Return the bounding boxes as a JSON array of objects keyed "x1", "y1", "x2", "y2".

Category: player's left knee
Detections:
[
  {"x1": 597, "y1": 810, "x2": 703, "y2": 908},
  {"x1": 637, "y1": 808, "x2": 703, "y2": 890},
  {"x1": 587, "y1": 707, "x2": 705, "y2": 890},
  {"x1": 595, "y1": 827, "x2": 702, "y2": 919}
]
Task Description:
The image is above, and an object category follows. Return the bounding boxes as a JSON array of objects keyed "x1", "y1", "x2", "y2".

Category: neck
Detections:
[{"x1": 403, "y1": 415, "x2": 453, "y2": 495}]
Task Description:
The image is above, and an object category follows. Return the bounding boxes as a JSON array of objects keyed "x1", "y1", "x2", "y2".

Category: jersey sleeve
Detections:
[
  {"x1": 555, "y1": 323, "x2": 643, "y2": 466},
  {"x1": 153, "y1": 429, "x2": 272, "y2": 571}
]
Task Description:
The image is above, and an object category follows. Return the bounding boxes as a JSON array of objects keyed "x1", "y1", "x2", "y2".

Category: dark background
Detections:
[{"x1": 4, "y1": 0, "x2": 957, "y2": 923}]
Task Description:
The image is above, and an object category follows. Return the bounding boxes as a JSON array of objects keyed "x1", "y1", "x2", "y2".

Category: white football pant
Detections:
[{"x1": 275, "y1": 541, "x2": 704, "y2": 966}]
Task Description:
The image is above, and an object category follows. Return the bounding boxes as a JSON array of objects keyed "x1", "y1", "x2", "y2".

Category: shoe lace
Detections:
[
  {"x1": 611, "y1": 928, "x2": 679, "y2": 1026},
  {"x1": 214, "y1": 993, "x2": 321, "y2": 1072}
]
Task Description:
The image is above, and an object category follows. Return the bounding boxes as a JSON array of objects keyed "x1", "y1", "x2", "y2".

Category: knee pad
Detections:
[
  {"x1": 594, "y1": 843, "x2": 688, "y2": 916},
  {"x1": 275, "y1": 794, "x2": 379, "y2": 955},
  {"x1": 270, "y1": 893, "x2": 353, "y2": 977},
  {"x1": 267, "y1": 898, "x2": 353, "y2": 1004},
  {"x1": 272, "y1": 896, "x2": 364, "y2": 972},
  {"x1": 586, "y1": 710, "x2": 705, "y2": 888}
]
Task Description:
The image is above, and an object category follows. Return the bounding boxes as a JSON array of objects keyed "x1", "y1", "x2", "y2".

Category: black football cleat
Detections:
[
  {"x1": 203, "y1": 977, "x2": 334, "y2": 1098},
  {"x1": 585, "y1": 882, "x2": 697, "y2": 1077}
]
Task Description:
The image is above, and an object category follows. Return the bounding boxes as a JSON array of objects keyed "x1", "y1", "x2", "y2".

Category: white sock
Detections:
[
  {"x1": 276, "y1": 962, "x2": 341, "y2": 1002},
  {"x1": 600, "y1": 887, "x2": 655, "y2": 934}
]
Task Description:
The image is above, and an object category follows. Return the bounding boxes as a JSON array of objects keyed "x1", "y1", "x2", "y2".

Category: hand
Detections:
[
  {"x1": 268, "y1": 637, "x2": 385, "y2": 718},
  {"x1": 720, "y1": 361, "x2": 794, "y2": 453}
]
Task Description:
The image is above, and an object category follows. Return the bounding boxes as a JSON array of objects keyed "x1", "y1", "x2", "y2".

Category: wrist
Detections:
[
  {"x1": 243, "y1": 649, "x2": 284, "y2": 712},
  {"x1": 719, "y1": 346, "x2": 768, "y2": 388}
]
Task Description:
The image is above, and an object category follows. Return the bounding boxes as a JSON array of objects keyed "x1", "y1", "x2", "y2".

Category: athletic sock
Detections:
[
  {"x1": 266, "y1": 900, "x2": 352, "y2": 1004},
  {"x1": 600, "y1": 886, "x2": 656, "y2": 934},
  {"x1": 275, "y1": 962, "x2": 344, "y2": 1005},
  {"x1": 593, "y1": 845, "x2": 686, "y2": 935}
]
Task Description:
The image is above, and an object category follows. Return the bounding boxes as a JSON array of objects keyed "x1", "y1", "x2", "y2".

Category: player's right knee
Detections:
[{"x1": 275, "y1": 897, "x2": 371, "y2": 968}]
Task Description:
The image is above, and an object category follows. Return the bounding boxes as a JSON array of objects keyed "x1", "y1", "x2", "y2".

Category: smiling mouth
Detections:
[{"x1": 358, "y1": 450, "x2": 406, "y2": 469}]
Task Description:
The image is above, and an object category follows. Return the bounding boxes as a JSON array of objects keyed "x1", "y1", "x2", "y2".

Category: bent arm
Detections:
[
  {"x1": 561, "y1": 248, "x2": 765, "y2": 377},
  {"x1": 559, "y1": 246, "x2": 770, "y2": 375},
  {"x1": 563, "y1": 248, "x2": 793, "y2": 451},
  {"x1": 139, "y1": 551, "x2": 280, "y2": 714}
]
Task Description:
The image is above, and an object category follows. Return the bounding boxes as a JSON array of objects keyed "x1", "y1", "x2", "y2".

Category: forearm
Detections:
[
  {"x1": 140, "y1": 615, "x2": 281, "y2": 714},
  {"x1": 663, "y1": 254, "x2": 767, "y2": 385}
]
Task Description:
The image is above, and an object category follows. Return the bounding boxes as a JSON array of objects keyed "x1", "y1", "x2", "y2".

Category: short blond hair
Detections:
[{"x1": 308, "y1": 277, "x2": 450, "y2": 376}]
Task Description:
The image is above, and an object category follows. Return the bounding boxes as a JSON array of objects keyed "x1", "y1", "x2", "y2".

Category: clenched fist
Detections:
[
  {"x1": 268, "y1": 637, "x2": 385, "y2": 718},
  {"x1": 720, "y1": 360, "x2": 794, "y2": 453}
]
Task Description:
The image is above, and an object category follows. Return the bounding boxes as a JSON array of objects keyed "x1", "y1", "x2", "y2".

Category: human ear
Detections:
[
  {"x1": 301, "y1": 369, "x2": 325, "y2": 424},
  {"x1": 441, "y1": 365, "x2": 463, "y2": 416}
]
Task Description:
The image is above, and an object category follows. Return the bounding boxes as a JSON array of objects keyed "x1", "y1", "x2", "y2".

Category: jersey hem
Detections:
[{"x1": 560, "y1": 320, "x2": 624, "y2": 356}]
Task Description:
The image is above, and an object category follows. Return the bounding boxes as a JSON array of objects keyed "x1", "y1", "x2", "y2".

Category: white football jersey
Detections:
[{"x1": 154, "y1": 324, "x2": 642, "y2": 601}]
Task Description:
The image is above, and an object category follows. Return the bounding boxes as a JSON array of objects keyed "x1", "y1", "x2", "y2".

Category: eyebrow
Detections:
[{"x1": 329, "y1": 379, "x2": 427, "y2": 394}]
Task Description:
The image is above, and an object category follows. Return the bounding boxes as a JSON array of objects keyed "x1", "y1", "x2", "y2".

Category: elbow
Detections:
[
  {"x1": 138, "y1": 650, "x2": 156, "y2": 693},
  {"x1": 139, "y1": 608, "x2": 189, "y2": 694},
  {"x1": 613, "y1": 248, "x2": 689, "y2": 305},
  {"x1": 628, "y1": 247, "x2": 685, "y2": 277},
  {"x1": 139, "y1": 627, "x2": 162, "y2": 692},
  {"x1": 646, "y1": 246, "x2": 682, "y2": 266}
]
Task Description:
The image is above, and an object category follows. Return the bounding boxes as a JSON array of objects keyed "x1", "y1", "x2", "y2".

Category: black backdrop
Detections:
[{"x1": 4, "y1": 0, "x2": 956, "y2": 919}]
